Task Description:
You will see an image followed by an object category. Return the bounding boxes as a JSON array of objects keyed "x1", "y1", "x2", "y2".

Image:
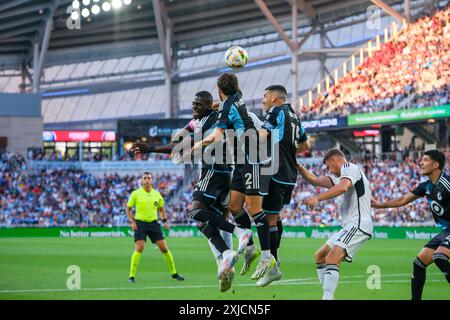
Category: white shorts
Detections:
[{"x1": 326, "y1": 225, "x2": 371, "y2": 262}]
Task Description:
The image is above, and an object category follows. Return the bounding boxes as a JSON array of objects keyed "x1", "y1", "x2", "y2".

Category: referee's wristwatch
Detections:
[{"x1": 161, "y1": 218, "x2": 168, "y2": 223}]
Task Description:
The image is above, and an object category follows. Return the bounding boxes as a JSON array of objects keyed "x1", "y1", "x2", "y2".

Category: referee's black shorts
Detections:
[{"x1": 134, "y1": 220, "x2": 165, "y2": 243}]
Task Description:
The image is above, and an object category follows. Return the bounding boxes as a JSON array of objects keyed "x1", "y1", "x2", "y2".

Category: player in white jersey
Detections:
[{"x1": 297, "y1": 148, "x2": 373, "y2": 300}]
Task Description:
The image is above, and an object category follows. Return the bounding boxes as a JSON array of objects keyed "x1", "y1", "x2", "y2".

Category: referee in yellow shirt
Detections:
[{"x1": 126, "y1": 172, "x2": 184, "y2": 283}]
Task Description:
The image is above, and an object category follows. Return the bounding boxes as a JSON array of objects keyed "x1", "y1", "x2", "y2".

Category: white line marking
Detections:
[{"x1": 0, "y1": 273, "x2": 444, "y2": 294}]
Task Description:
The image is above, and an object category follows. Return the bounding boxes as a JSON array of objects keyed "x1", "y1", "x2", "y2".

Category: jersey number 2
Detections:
[{"x1": 245, "y1": 173, "x2": 252, "y2": 189}]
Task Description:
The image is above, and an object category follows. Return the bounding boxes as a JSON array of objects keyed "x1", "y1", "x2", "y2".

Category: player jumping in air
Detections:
[
  {"x1": 372, "y1": 149, "x2": 450, "y2": 300},
  {"x1": 192, "y1": 73, "x2": 275, "y2": 281},
  {"x1": 298, "y1": 149, "x2": 373, "y2": 300},
  {"x1": 132, "y1": 91, "x2": 239, "y2": 292},
  {"x1": 254, "y1": 85, "x2": 310, "y2": 287}
]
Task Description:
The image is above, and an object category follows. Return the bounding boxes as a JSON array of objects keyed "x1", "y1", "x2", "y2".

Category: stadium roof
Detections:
[{"x1": 0, "y1": 0, "x2": 418, "y2": 70}]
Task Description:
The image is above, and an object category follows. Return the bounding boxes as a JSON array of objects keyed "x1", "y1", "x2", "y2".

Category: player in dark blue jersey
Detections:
[
  {"x1": 131, "y1": 91, "x2": 248, "y2": 290},
  {"x1": 192, "y1": 73, "x2": 275, "y2": 280},
  {"x1": 372, "y1": 149, "x2": 450, "y2": 300},
  {"x1": 251, "y1": 85, "x2": 310, "y2": 287}
]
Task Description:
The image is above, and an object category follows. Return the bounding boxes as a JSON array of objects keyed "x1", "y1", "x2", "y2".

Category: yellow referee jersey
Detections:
[{"x1": 127, "y1": 187, "x2": 165, "y2": 222}]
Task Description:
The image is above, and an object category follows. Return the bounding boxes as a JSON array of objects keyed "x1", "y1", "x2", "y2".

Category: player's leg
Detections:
[
  {"x1": 314, "y1": 243, "x2": 331, "y2": 288},
  {"x1": 244, "y1": 165, "x2": 274, "y2": 280},
  {"x1": 411, "y1": 232, "x2": 443, "y2": 299},
  {"x1": 266, "y1": 214, "x2": 279, "y2": 262},
  {"x1": 228, "y1": 168, "x2": 255, "y2": 254},
  {"x1": 322, "y1": 245, "x2": 346, "y2": 300},
  {"x1": 188, "y1": 170, "x2": 238, "y2": 234},
  {"x1": 276, "y1": 216, "x2": 283, "y2": 260},
  {"x1": 412, "y1": 247, "x2": 434, "y2": 299},
  {"x1": 262, "y1": 181, "x2": 290, "y2": 265},
  {"x1": 255, "y1": 213, "x2": 282, "y2": 287},
  {"x1": 188, "y1": 204, "x2": 237, "y2": 234},
  {"x1": 322, "y1": 227, "x2": 368, "y2": 300},
  {"x1": 217, "y1": 208, "x2": 236, "y2": 292},
  {"x1": 194, "y1": 201, "x2": 230, "y2": 256},
  {"x1": 229, "y1": 190, "x2": 253, "y2": 242},
  {"x1": 432, "y1": 241, "x2": 450, "y2": 283},
  {"x1": 276, "y1": 184, "x2": 294, "y2": 266}
]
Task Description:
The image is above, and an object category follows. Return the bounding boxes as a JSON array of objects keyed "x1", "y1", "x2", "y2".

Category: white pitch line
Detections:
[
  {"x1": 0, "y1": 273, "x2": 445, "y2": 294},
  {"x1": 276, "y1": 272, "x2": 442, "y2": 283}
]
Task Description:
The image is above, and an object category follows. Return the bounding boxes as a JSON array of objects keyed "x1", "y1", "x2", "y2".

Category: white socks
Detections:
[
  {"x1": 208, "y1": 239, "x2": 222, "y2": 266},
  {"x1": 316, "y1": 263, "x2": 326, "y2": 288},
  {"x1": 208, "y1": 231, "x2": 233, "y2": 267},
  {"x1": 221, "y1": 230, "x2": 233, "y2": 251},
  {"x1": 261, "y1": 249, "x2": 272, "y2": 260},
  {"x1": 322, "y1": 264, "x2": 340, "y2": 300}
]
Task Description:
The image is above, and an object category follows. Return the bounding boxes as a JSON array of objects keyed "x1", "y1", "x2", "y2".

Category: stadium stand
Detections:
[
  {"x1": 303, "y1": 8, "x2": 449, "y2": 119},
  {"x1": 2, "y1": 149, "x2": 449, "y2": 227}
]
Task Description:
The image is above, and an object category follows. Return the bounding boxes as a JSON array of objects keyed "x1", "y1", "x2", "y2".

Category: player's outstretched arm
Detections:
[
  {"x1": 371, "y1": 192, "x2": 419, "y2": 209},
  {"x1": 317, "y1": 178, "x2": 352, "y2": 201},
  {"x1": 297, "y1": 163, "x2": 333, "y2": 188},
  {"x1": 304, "y1": 178, "x2": 352, "y2": 209},
  {"x1": 192, "y1": 127, "x2": 225, "y2": 153},
  {"x1": 130, "y1": 142, "x2": 174, "y2": 154}
]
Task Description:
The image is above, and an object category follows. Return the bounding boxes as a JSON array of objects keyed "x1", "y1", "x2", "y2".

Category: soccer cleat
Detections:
[
  {"x1": 219, "y1": 267, "x2": 236, "y2": 292},
  {"x1": 251, "y1": 255, "x2": 276, "y2": 280},
  {"x1": 128, "y1": 277, "x2": 135, "y2": 283},
  {"x1": 240, "y1": 245, "x2": 261, "y2": 275},
  {"x1": 237, "y1": 229, "x2": 253, "y2": 254},
  {"x1": 256, "y1": 264, "x2": 282, "y2": 287},
  {"x1": 172, "y1": 273, "x2": 185, "y2": 281},
  {"x1": 217, "y1": 250, "x2": 238, "y2": 280}
]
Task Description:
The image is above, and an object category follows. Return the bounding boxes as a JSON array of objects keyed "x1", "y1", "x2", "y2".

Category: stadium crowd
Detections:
[
  {"x1": 30, "y1": 150, "x2": 170, "y2": 162},
  {"x1": 302, "y1": 8, "x2": 450, "y2": 119},
  {"x1": 0, "y1": 153, "x2": 183, "y2": 226},
  {"x1": 2, "y1": 151, "x2": 448, "y2": 228}
]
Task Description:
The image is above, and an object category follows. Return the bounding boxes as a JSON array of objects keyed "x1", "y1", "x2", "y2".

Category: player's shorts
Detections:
[
  {"x1": 193, "y1": 168, "x2": 231, "y2": 211},
  {"x1": 424, "y1": 229, "x2": 450, "y2": 250},
  {"x1": 134, "y1": 220, "x2": 164, "y2": 243},
  {"x1": 262, "y1": 179, "x2": 295, "y2": 214},
  {"x1": 209, "y1": 187, "x2": 230, "y2": 216},
  {"x1": 230, "y1": 163, "x2": 270, "y2": 196},
  {"x1": 326, "y1": 225, "x2": 371, "y2": 262}
]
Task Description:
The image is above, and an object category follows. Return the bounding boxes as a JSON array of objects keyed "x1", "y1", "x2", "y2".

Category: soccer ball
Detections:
[{"x1": 225, "y1": 46, "x2": 249, "y2": 69}]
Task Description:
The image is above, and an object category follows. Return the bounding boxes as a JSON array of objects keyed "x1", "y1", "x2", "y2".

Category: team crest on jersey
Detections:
[
  {"x1": 437, "y1": 192, "x2": 442, "y2": 201},
  {"x1": 154, "y1": 201, "x2": 158, "y2": 207}
]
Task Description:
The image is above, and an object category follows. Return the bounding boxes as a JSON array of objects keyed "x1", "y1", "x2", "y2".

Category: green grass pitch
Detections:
[{"x1": 0, "y1": 237, "x2": 448, "y2": 300}]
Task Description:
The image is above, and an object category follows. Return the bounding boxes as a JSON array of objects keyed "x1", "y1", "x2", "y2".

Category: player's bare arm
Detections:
[
  {"x1": 297, "y1": 163, "x2": 333, "y2": 188},
  {"x1": 258, "y1": 127, "x2": 270, "y2": 141},
  {"x1": 192, "y1": 127, "x2": 225, "y2": 153},
  {"x1": 371, "y1": 192, "x2": 420, "y2": 209},
  {"x1": 304, "y1": 178, "x2": 352, "y2": 209}
]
